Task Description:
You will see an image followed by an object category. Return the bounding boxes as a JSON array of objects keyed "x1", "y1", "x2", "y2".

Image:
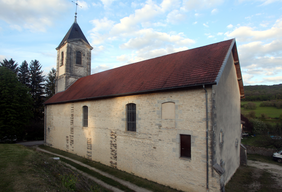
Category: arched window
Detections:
[
  {"x1": 76, "y1": 51, "x2": 82, "y2": 64},
  {"x1": 60, "y1": 51, "x2": 64, "y2": 66},
  {"x1": 83, "y1": 106, "x2": 88, "y2": 127},
  {"x1": 126, "y1": 103, "x2": 136, "y2": 131}
]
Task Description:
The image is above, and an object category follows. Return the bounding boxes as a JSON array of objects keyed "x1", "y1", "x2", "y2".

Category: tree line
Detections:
[
  {"x1": 242, "y1": 84, "x2": 282, "y2": 101},
  {"x1": 0, "y1": 58, "x2": 56, "y2": 141}
]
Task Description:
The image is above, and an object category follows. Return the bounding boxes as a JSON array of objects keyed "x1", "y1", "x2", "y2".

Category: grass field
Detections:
[
  {"x1": 241, "y1": 101, "x2": 282, "y2": 118},
  {"x1": 0, "y1": 144, "x2": 111, "y2": 192}
]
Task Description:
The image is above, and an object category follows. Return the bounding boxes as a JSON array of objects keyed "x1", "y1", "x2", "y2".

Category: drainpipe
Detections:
[{"x1": 203, "y1": 85, "x2": 209, "y2": 191}]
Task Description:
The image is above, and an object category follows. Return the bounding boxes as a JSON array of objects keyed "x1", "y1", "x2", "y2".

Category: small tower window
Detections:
[
  {"x1": 76, "y1": 51, "x2": 82, "y2": 65},
  {"x1": 60, "y1": 51, "x2": 64, "y2": 66}
]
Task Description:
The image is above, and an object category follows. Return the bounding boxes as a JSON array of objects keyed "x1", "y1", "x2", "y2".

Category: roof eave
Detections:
[
  {"x1": 44, "y1": 82, "x2": 216, "y2": 105},
  {"x1": 214, "y1": 39, "x2": 245, "y2": 98}
]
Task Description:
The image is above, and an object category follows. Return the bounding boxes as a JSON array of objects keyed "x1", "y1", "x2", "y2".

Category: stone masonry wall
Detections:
[{"x1": 45, "y1": 88, "x2": 221, "y2": 192}]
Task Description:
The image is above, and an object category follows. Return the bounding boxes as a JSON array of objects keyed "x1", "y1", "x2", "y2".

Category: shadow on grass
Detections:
[{"x1": 39, "y1": 145, "x2": 183, "y2": 192}]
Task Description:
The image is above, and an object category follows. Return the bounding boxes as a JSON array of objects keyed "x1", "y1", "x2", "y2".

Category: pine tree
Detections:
[
  {"x1": 29, "y1": 60, "x2": 45, "y2": 120},
  {"x1": 18, "y1": 60, "x2": 30, "y2": 87},
  {"x1": 0, "y1": 58, "x2": 19, "y2": 74},
  {"x1": 0, "y1": 67, "x2": 33, "y2": 139},
  {"x1": 45, "y1": 68, "x2": 56, "y2": 99}
]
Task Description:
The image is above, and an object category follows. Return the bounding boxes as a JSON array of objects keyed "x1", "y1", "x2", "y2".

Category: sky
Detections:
[{"x1": 0, "y1": 0, "x2": 281, "y2": 85}]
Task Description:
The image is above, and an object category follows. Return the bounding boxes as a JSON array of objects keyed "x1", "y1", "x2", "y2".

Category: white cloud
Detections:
[
  {"x1": 263, "y1": 76, "x2": 282, "y2": 83},
  {"x1": 120, "y1": 29, "x2": 195, "y2": 50},
  {"x1": 100, "y1": 0, "x2": 116, "y2": 8},
  {"x1": 167, "y1": 10, "x2": 186, "y2": 24},
  {"x1": 227, "y1": 24, "x2": 233, "y2": 29},
  {"x1": 10, "y1": 24, "x2": 22, "y2": 31},
  {"x1": 226, "y1": 18, "x2": 282, "y2": 42},
  {"x1": 211, "y1": 8, "x2": 218, "y2": 14},
  {"x1": 90, "y1": 17, "x2": 115, "y2": 32},
  {"x1": 117, "y1": 55, "x2": 129, "y2": 62},
  {"x1": 0, "y1": 0, "x2": 69, "y2": 32},
  {"x1": 161, "y1": 0, "x2": 180, "y2": 11},
  {"x1": 183, "y1": 0, "x2": 224, "y2": 10},
  {"x1": 92, "y1": 2, "x2": 102, "y2": 7},
  {"x1": 0, "y1": 55, "x2": 6, "y2": 61},
  {"x1": 203, "y1": 23, "x2": 209, "y2": 27},
  {"x1": 91, "y1": 64, "x2": 111, "y2": 74},
  {"x1": 260, "y1": 0, "x2": 282, "y2": 6},
  {"x1": 217, "y1": 32, "x2": 223, "y2": 35},
  {"x1": 77, "y1": 0, "x2": 89, "y2": 10},
  {"x1": 110, "y1": 0, "x2": 162, "y2": 35}
]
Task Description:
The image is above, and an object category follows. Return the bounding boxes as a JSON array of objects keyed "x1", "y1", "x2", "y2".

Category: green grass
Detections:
[
  {"x1": 241, "y1": 135, "x2": 265, "y2": 147},
  {"x1": 0, "y1": 144, "x2": 111, "y2": 192},
  {"x1": 241, "y1": 101, "x2": 282, "y2": 118},
  {"x1": 247, "y1": 154, "x2": 282, "y2": 167},
  {"x1": 225, "y1": 165, "x2": 278, "y2": 192},
  {"x1": 39, "y1": 145, "x2": 183, "y2": 192},
  {"x1": 60, "y1": 157, "x2": 134, "y2": 192}
]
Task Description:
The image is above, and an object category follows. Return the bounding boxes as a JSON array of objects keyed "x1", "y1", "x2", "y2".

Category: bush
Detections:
[
  {"x1": 260, "y1": 100, "x2": 282, "y2": 109},
  {"x1": 247, "y1": 111, "x2": 256, "y2": 118},
  {"x1": 255, "y1": 135, "x2": 282, "y2": 149},
  {"x1": 244, "y1": 102, "x2": 257, "y2": 110},
  {"x1": 260, "y1": 113, "x2": 268, "y2": 120},
  {"x1": 250, "y1": 119, "x2": 267, "y2": 135}
]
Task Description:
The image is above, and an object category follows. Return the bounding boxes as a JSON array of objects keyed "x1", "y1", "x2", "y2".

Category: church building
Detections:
[{"x1": 44, "y1": 18, "x2": 244, "y2": 192}]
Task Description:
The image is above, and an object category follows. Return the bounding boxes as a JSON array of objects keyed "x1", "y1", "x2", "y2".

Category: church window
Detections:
[
  {"x1": 180, "y1": 134, "x2": 191, "y2": 158},
  {"x1": 83, "y1": 106, "x2": 88, "y2": 127},
  {"x1": 162, "y1": 102, "x2": 175, "y2": 119},
  {"x1": 60, "y1": 51, "x2": 64, "y2": 66},
  {"x1": 76, "y1": 51, "x2": 82, "y2": 65},
  {"x1": 126, "y1": 103, "x2": 136, "y2": 132}
]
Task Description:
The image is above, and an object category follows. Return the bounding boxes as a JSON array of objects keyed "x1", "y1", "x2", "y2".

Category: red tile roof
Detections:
[{"x1": 45, "y1": 39, "x2": 242, "y2": 105}]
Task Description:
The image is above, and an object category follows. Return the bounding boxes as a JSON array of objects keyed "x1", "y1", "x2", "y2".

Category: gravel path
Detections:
[{"x1": 248, "y1": 160, "x2": 282, "y2": 189}]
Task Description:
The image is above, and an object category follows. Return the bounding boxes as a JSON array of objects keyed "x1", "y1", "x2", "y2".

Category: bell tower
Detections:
[{"x1": 55, "y1": 16, "x2": 93, "y2": 93}]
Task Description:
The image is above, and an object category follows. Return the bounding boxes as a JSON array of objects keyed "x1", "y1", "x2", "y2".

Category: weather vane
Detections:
[{"x1": 72, "y1": 0, "x2": 82, "y2": 23}]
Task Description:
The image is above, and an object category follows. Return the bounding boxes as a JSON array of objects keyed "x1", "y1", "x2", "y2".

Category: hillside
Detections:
[{"x1": 242, "y1": 84, "x2": 282, "y2": 101}]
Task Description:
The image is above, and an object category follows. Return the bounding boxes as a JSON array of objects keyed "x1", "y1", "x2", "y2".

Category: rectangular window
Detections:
[
  {"x1": 76, "y1": 51, "x2": 82, "y2": 64},
  {"x1": 127, "y1": 103, "x2": 136, "y2": 131},
  {"x1": 180, "y1": 134, "x2": 191, "y2": 158},
  {"x1": 83, "y1": 106, "x2": 88, "y2": 127}
]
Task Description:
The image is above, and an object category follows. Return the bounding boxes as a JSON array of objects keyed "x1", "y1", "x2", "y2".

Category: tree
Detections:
[
  {"x1": 45, "y1": 68, "x2": 56, "y2": 99},
  {"x1": 0, "y1": 67, "x2": 33, "y2": 139},
  {"x1": 18, "y1": 60, "x2": 30, "y2": 87},
  {"x1": 0, "y1": 58, "x2": 19, "y2": 74},
  {"x1": 29, "y1": 60, "x2": 45, "y2": 120}
]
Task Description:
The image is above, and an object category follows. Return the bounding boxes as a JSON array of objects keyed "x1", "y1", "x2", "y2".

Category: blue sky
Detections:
[{"x1": 0, "y1": 0, "x2": 281, "y2": 85}]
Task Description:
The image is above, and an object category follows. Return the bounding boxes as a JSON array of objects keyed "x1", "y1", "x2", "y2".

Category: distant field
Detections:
[{"x1": 241, "y1": 101, "x2": 282, "y2": 118}]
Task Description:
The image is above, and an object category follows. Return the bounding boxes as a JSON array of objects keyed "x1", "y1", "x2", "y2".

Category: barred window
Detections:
[
  {"x1": 83, "y1": 106, "x2": 88, "y2": 127},
  {"x1": 126, "y1": 103, "x2": 136, "y2": 132},
  {"x1": 60, "y1": 51, "x2": 64, "y2": 66},
  {"x1": 76, "y1": 51, "x2": 82, "y2": 64}
]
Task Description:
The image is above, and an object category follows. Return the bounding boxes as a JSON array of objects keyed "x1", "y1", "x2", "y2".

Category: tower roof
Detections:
[{"x1": 56, "y1": 22, "x2": 91, "y2": 49}]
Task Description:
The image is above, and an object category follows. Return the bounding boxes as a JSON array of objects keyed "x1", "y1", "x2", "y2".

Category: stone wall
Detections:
[
  {"x1": 245, "y1": 145, "x2": 277, "y2": 156},
  {"x1": 45, "y1": 88, "x2": 221, "y2": 192}
]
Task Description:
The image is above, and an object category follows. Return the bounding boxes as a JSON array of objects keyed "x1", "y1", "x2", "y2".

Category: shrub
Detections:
[
  {"x1": 250, "y1": 119, "x2": 267, "y2": 135},
  {"x1": 247, "y1": 111, "x2": 256, "y2": 118},
  {"x1": 260, "y1": 113, "x2": 268, "y2": 120},
  {"x1": 244, "y1": 102, "x2": 257, "y2": 110}
]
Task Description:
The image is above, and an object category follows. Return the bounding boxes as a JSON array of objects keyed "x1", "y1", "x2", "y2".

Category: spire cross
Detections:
[{"x1": 72, "y1": 0, "x2": 81, "y2": 23}]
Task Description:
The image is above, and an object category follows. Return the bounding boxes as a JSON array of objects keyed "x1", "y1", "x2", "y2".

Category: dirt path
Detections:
[{"x1": 248, "y1": 160, "x2": 282, "y2": 189}]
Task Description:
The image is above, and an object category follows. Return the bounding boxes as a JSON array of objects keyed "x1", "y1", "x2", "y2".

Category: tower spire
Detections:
[{"x1": 72, "y1": 0, "x2": 81, "y2": 23}]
